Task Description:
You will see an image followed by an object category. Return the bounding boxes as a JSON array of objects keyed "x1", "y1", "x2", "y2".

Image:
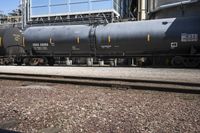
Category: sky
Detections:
[
  {"x1": 0, "y1": 0, "x2": 20, "y2": 14},
  {"x1": 31, "y1": 0, "x2": 114, "y2": 16}
]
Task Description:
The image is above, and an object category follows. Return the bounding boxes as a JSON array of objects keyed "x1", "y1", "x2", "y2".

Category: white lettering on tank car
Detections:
[
  {"x1": 32, "y1": 43, "x2": 49, "y2": 47},
  {"x1": 33, "y1": 47, "x2": 48, "y2": 51},
  {"x1": 32, "y1": 43, "x2": 39, "y2": 46},
  {"x1": 171, "y1": 42, "x2": 178, "y2": 49},
  {"x1": 40, "y1": 43, "x2": 49, "y2": 47},
  {"x1": 101, "y1": 45, "x2": 112, "y2": 49},
  {"x1": 181, "y1": 33, "x2": 198, "y2": 42}
]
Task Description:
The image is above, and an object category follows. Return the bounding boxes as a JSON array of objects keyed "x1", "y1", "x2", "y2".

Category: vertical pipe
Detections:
[
  {"x1": 141, "y1": 0, "x2": 147, "y2": 20},
  {"x1": 21, "y1": 0, "x2": 24, "y2": 29},
  {"x1": 138, "y1": 0, "x2": 147, "y2": 20},
  {"x1": 27, "y1": 0, "x2": 30, "y2": 22},
  {"x1": 137, "y1": 0, "x2": 141, "y2": 20},
  {"x1": 0, "y1": 37, "x2": 2, "y2": 47},
  {"x1": 22, "y1": 0, "x2": 27, "y2": 29}
]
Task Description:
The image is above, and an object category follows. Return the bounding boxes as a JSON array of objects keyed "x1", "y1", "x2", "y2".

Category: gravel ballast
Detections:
[{"x1": 0, "y1": 80, "x2": 200, "y2": 133}]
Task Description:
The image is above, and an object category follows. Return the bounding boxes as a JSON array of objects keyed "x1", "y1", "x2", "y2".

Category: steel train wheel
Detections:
[
  {"x1": 48, "y1": 57, "x2": 55, "y2": 66},
  {"x1": 171, "y1": 56, "x2": 184, "y2": 67},
  {"x1": 183, "y1": 57, "x2": 200, "y2": 68},
  {"x1": 29, "y1": 58, "x2": 40, "y2": 66}
]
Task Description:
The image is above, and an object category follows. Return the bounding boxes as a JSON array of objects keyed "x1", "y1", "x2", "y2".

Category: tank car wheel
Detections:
[
  {"x1": 4, "y1": 59, "x2": 10, "y2": 65},
  {"x1": 16, "y1": 61, "x2": 23, "y2": 66},
  {"x1": 23, "y1": 58, "x2": 30, "y2": 66},
  {"x1": 15, "y1": 57, "x2": 23, "y2": 65},
  {"x1": 3, "y1": 57, "x2": 14, "y2": 65},
  {"x1": 29, "y1": 58, "x2": 40, "y2": 66},
  {"x1": 39, "y1": 57, "x2": 48, "y2": 66},
  {"x1": 171, "y1": 56, "x2": 184, "y2": 67},
  {"x1": 48, "y1": 57, "x2": 55, "y2": 66},
  {"x1": 183, "y1": 57, "x2": 200, "y2": 68}
]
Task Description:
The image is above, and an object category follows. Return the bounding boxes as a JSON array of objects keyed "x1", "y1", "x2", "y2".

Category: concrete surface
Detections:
[{"x1": 0, "y1": 66, "x2": 199, "y2": 84}]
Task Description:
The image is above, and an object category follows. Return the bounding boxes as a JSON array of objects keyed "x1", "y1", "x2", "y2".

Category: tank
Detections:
[
  {"x1": 0, "y1": 26, "x2": 24, "y2": 56},
  {"x1": 148, "y1": 0, "x2": 200, "y2": 19},
  {"x1": 24, "y1": 17, "x2": 200, "y2": 58},
  {"x1": 95, "y1": 17, "x2": 200, "y2": 56},
  {"x1": 24, "y1": 25, "x2": 92, "y2": 56}
]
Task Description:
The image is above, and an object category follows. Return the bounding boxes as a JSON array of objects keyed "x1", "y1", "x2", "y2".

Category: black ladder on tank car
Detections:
[{"x1": 89, "y1": 26, "x2": 97, "y2": 57}]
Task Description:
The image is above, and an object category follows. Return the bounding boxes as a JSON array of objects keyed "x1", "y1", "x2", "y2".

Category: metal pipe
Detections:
[
  {"x1": 138, "y1": 0, "x2": 147, "y2": 20},
  {"x1": 141, "y1": 0, "x2": 147, "y2": 20},
  {"x1": 21, "y1": 0, "x2": 25, "y2": 29}
]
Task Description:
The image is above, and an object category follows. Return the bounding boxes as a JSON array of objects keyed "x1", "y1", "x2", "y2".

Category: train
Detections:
[
  {"x1": 148, "y1": 0, "x2": 200, "y2": 19},
  {"x1": 0, "y1": 16, "x2": 200, "y2": 67},
  {"x1": 0, "y1": 26, "x2": 25, "y2": 65}
]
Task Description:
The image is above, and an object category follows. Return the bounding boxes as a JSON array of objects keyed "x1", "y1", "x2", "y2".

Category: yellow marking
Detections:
[
  {"x1": 147, "y1": 34, "x2": 151, "y2": 42},
  {"x1": 108, "y1": 35, "x2": 111, "y2": 44},
  {"x1": 22, "y1": 37, "x2": 25, "y2": 47},
  {"x1": 49, "y1": 38, "x2": 54, "y2": 45},
  {"x1": 76, "y1": 37, "x2": 80, "y2": 44},
  {"x1": 0, "y1": 37, "x2": 2, "y2": 47}
]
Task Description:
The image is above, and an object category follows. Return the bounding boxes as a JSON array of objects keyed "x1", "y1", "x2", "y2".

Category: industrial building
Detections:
[
  {"x1": 148, "y1": 0, "x2": 200, "y2": 19},
  {"x1": 0, "y1": 9, "x2": 21, "y2": 25},
  {"x1": 1, "y1": 0, "x2": 199, "y2": 27},
  {"x1": 23, "y1": 0, "x2": 123, "y2": 25},
  {"x1": 21, "y1": 0, "x2": 148, "y2": 26}
]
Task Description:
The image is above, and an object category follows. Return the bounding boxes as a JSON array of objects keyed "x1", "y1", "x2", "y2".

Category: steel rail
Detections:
[{"x1": 0, "y1": 72, "x2": 199, "y2": 93}]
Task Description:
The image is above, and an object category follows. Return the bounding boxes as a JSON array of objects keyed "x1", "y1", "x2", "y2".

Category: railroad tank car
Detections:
[
  {"x1": 24, "y1": 25, "x2": 92, "y2": 56},
  {"x1": 23, "y1": 16, "x2": 200, "y2": 67},
  {"x1": 0, "y1": 26, "x2": 25, "y2": 64},
  {"x1": 95, "y1": 17, "x2": 200, "y2": 56},
  {"x1": 149, "y1": 0, "x2": 200, "y2": 19}
]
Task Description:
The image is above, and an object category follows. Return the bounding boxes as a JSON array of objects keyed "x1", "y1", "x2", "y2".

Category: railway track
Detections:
[{"x1": 0, "y1": 72, "x2": 200, "y2": 93}]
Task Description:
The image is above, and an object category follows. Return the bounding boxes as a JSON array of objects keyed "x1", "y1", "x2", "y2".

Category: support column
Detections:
[
  {"x1": 138, "y1": 0, "x2": 147, "y2": 20},
  {"x1": 110, "y1": 58, "x2": 117, "y2": 67},
  {"x1": 99, "y1": 60, "x2": 104, "y2": 66},
  {"x1": 131, "y1": 58, "x2": 136, "y2": 66},
  {"x1": 87, "y1": 58, "x2": 93, "y2": 66},
  {"x1": 66, "y1": 57, "x2": 72, "y2": 66}
]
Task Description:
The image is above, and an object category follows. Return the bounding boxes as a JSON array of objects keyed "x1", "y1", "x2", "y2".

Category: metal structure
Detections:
[
  {"x1": 1, "y1": 70, "x2": 200, "y2": 92},
  {"x1": 0, "y1": 16, "x2": 21, "y2": 25},
  {"x1": 148, "y1": 0, "x2": 200, "y2": 19},
  {"x1": 137, "y1": 0, "x2": 147, "y2": 20},
  {"x1": 22, "y1": 0, "x2": 126, "y2": 26},
  {"x1": 22, "y1": 17, "x2": 200, "y2": 67},
  {"x1": 20, "y1": 0, "x2": 151, "y2": 27},
  {"x1": 2, "y1": 0, "x2": 198, "y2": 68}
]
